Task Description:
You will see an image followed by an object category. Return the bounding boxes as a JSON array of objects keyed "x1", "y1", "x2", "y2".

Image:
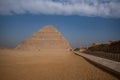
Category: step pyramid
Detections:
[{"x1": 16, "y1": 25, "x2": 71, "y2": 50}]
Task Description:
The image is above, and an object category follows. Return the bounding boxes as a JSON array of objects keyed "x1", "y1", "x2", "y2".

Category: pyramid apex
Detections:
[
  {"x1": 37, "y1": 25, "x2": 56, "y2": 33},
  {"x1": 43, "y1": 25, "x2": 55, "y2": 28}
]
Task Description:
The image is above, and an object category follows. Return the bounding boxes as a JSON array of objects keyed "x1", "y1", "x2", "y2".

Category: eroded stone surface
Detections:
[{"x1": 16, "y1": 25, "x2": 71, "y2": 50}]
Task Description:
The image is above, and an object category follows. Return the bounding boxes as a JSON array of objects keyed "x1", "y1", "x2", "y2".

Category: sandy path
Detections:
[{"x1": 0, "y1": 49, "x2": 118, "y2": 80}]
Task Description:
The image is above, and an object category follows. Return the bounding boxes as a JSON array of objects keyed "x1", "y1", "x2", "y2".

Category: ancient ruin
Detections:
[{"x1": 16, "y1": 25, "x2": 71, "y2": 50}]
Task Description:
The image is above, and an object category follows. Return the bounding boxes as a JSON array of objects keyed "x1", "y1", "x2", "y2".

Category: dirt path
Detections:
[{"x1": 0, "y1": 49, "x2": 118, "y2": 80}]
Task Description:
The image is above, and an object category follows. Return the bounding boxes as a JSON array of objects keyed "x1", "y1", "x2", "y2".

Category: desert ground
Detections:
[{"x1": 0, "y1": 49, "x2": 118, "y2": 80}]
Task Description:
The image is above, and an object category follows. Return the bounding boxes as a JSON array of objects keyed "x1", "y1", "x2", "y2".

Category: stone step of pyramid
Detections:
[
  {"x1": 30, "y1": 32, "x2": 63, "y2": 39},
  {"x1": 16, "y1": 25, "x2": 71, "y2": 50}
]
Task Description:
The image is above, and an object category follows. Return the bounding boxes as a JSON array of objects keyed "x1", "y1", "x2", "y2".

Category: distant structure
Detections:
[
  {"x1": 16, "y1": 25, "x2": 71, "y2": 50},
  {"x1": 74, "y1": 47, "x2": 87, "y2": 52}
]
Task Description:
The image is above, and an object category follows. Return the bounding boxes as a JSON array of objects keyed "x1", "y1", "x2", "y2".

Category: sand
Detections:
[{"x1": 0, "y1": 49, "x2": 118, "y2": 80}]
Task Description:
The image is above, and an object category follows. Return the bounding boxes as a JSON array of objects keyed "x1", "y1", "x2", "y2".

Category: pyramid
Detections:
[{"x1": 16, "y1": 25, "x2": 71, "y2": 50}]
